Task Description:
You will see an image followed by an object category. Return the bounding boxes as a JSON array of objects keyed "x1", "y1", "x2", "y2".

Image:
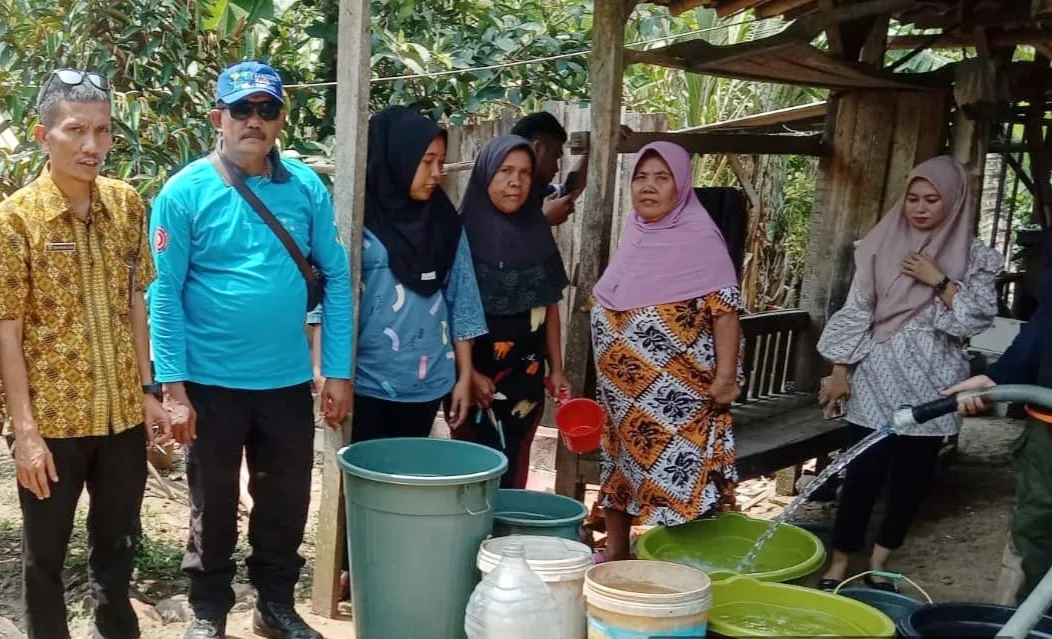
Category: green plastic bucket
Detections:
[
  {"x1": 709, "y1": 575, "x2": 896, "y2": 637},
  {"x1": 493, "y1": 489, "x2": 589, "y2": 540},
  {"x1": 635, "y1": 512, "x2": 825, "y2": 583},
  {"x1": 338, "y1": 438, "x2": 507, "y2": 639}
]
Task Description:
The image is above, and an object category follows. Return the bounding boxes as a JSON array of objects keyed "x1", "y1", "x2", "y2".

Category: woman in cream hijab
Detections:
[{"x1": 817, "y1": 155, "x2": 1001, "y2": 590}]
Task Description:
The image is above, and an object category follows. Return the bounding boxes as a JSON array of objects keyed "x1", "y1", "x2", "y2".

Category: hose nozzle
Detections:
[{"x1": 891, "y1": 384, "x2": 1052, "y2": 433}]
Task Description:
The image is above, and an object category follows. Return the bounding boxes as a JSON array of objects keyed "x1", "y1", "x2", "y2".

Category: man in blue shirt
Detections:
[
  {"x1": 149, "y1": 62, "x2": 352, "y2": 639},
  {"x1": 948, "y1": 258, "x2": 1052, "y2": 603}
]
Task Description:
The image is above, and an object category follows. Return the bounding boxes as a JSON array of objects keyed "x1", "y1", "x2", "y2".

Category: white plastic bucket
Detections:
[
  {"x1": 583, "y1": 560, "x2": 711, "y2": 638},
  {"x1": 477, "y1": 535, "x2": 594, "y2": 639}
]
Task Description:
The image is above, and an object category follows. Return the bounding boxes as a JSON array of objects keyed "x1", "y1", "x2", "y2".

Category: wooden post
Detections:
[
  {"x1": 790, "y1": 18, "x2": 889, "y2": 393},
  {"x1": 554, "y1": 0, "x2": 627, "y2": 497},
  {"x1": 791, "y1": 97, "x2": 837, "y2": 393},
  {"x1": 953, "y1": 58, "x2": 1002, "y2": 225},
  {"x1": 796, "y1": 92, "x2": 897, "y2": 389},
  {"x1": 311, "y1": 0, "x2": 370, "y2": 618},
  {"x1": 1023, "y1": 58, "x2": 1052, "y2": 228}
]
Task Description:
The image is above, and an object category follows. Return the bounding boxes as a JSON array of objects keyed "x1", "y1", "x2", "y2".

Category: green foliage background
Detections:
[{"x1": 0, "y1": 0, "x2": 861, "y2": 293}]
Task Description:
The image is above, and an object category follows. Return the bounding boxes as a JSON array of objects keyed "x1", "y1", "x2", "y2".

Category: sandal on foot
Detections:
[
  {"x1": 865, "y1": 575, "x2": 899, "y2": 593},
  {"x1": 818, "y1": 579, "x2": 842, "y2": 592}
]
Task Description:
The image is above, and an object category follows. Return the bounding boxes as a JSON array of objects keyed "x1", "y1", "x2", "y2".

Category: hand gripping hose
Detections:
[
  {"x1": 890, "y1": 385, "x2": 1052, "y2": 433},
  {"x1": 885, "y1": 384, "x2": 1052, "y2": 639}
]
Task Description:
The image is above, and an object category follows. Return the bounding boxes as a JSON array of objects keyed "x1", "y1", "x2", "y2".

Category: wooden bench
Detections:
[
  {"x1": 733, "y1": 309, "x2": 859, "y2": 479},
  {"x1": 555, "y1": 309, "x2": 858, "y2": 501}
]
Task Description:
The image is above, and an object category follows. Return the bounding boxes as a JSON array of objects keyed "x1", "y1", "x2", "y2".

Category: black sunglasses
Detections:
[
  {"x1": 51, "y1": 69, "x2": 110, "y2": 92},
  {"x1": 221, "y1": 99, "x2": 283, "y2": 122}
]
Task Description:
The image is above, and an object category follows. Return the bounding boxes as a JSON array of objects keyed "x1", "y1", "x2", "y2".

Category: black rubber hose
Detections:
[{"x1": 908, "y1": 384, "x2": 1052, "y2": 426}]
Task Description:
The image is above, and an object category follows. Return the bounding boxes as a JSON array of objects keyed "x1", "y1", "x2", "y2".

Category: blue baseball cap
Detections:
[{"x1": 215, "y1": 61, "x2": 284, "y2": 105}]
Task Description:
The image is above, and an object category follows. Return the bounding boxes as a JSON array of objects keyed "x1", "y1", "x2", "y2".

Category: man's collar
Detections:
[
  {"x1": 216, "y1": 142, "x2": 291, "y2": 183},
  {"x1": 37, "y1": 164, "x2": 110, "y2": 222}
]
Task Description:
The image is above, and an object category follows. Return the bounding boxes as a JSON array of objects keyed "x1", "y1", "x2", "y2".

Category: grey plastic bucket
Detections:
[
  {"x1": 493, "y1": 488, "x2": 589, "y2": 540},
  {"x1": 338, "y1": 438, "x2": 508, "y2": 639},
  {"x1": 838, "y1": 586, "x2": 924, "y2": 623}
]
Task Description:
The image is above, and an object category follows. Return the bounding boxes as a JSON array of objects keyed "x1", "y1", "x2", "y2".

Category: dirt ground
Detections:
[
  {"x1": 0, "y1": 415, "x2": 1025, "y2": 637},
  {"x1": 0, "y1": 447, "x2": 355, "y2": 638}
]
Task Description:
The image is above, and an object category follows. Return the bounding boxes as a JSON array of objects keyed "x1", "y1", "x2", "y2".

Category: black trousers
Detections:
[
  {"x1": 832, "y1": 424, "x2": 944, "y2": 553},
  {"x1": 183, "y1": 383, "x2": 314, "y2": 619},
  {"x1": 350, "y1": 394, "x2": 443, "y2": 444},
  {"x1": 18, "y1": 425, "x2": 147, "y2": 639},
  {"x1": 339, "y1": 394, "x2": 443, "y2": 572}
]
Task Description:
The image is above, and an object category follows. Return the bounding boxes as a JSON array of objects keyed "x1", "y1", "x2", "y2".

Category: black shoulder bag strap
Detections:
[{"x1": 209, "y1": 151, "x2": 323, "y2": 311}]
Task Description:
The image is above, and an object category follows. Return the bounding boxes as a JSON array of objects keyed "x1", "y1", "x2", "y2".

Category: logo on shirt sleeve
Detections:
[{"x1": 154, "y1": 227, "x2": 169, "y2": 253}]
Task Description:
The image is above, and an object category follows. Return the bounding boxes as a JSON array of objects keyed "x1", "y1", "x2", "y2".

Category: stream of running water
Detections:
[{"x1": 735, "y1": 426, "x2": 892, "y2": 573}]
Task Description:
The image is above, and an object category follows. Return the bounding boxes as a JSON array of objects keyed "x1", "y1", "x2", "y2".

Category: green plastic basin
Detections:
[
  {"x1": 710, "y1": 576, "x2": 896, "y2": 638},
  {"x1": 635, "y1": 512, "x2": 825, "y2": 583}
]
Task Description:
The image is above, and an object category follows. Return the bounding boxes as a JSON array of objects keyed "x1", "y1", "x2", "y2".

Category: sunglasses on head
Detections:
[
  {"x1": 221, "y1": 99, "x2": 283, "y2": 121},
  {"x1": 51, "y1": 69, "x2": 110, "y2": 92}
]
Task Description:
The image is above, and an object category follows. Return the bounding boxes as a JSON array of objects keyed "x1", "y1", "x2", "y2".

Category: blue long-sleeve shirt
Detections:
[
  {"x1": 988, "y1": 261, "x2": 1052, "y2": 386},
  {"x1": 149, "y1": 151, "x2": 353, "y2": 390}
]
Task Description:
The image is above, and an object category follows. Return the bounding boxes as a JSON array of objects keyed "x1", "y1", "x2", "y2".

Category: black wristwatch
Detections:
[
  {"x1": 933, "y1": 276, "x2": 951, "y2": 295},
  {"x1": 142, "y1": 383, "x2": 162, "y2": 399}
]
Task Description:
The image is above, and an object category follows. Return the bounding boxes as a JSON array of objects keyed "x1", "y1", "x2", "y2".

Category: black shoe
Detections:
[
  {"x1": 185, "y1": 617, "x2": 226, "y2": 639},
  {"x1": 253, "y1": 601, "x2": 322, "y2": 639}
]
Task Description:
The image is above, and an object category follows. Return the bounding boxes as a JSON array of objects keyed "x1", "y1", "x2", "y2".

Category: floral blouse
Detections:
[{"x1": 817, "y1": 239, "x2": 1001, "y2": 436}]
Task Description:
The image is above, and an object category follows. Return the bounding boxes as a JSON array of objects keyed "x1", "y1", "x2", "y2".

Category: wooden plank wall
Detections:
[
  {"x1": 442, "y1": 110, "x2": 519, "y2": 204},
  {"x1": 883, "y1": 91, "x2": 949, "y2": 210}
]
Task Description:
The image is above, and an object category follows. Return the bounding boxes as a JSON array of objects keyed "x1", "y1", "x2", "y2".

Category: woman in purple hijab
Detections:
[{"x1": 591, "y1": 142, "x2": 743, "y2": 562}]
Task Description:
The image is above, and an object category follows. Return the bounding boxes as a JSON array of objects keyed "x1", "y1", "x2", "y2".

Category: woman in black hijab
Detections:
[
  {"x1": 452, "y1": 134, "x2": 570, "y2": 489},
  {"x1": 353, "y1": 105, "x2": 487, "y2": 439},
  {"x1": 331, "y1": 106, "x2": 489, "y2": 599}
]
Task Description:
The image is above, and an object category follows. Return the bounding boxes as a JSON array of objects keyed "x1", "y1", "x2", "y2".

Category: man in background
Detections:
[
  {"x1": 510, "y1": 111, "x2": 632, "y2": 227},
  {"x1": 511, "y1": 112, "x2": 586, "y2": 227}
]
